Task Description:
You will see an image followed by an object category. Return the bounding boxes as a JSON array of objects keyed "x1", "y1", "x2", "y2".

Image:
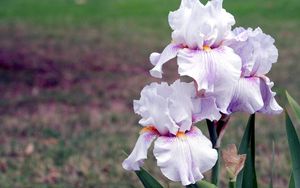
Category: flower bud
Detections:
[{"x1": 222, "y1": 144, "x2": 246, "y2": 181}]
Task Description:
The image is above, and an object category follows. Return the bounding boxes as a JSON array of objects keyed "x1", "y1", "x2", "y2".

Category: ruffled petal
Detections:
[
  {"x1": 168, "y1": 0, "x2": 202, "y2": 47},
  {"x1": 258, "y1": 76, "x2": 283, "y2": 114},
  {"x1": 229, "y1": 27, "x2": 278, "y2": 76},
  {"x1": 192, "y1": 97, "x2": 222, "y2": 122},
  {"x1": 134, "y1": 82, "x2": 179, "y2": 135},
  {"x1": 149, "y1": 43, "x2": 180, "y2": 78},
  {"x1": 168, "y1": 0, "x2": 197, "y2": 31},
  {"x1": 177, "y1": 46, "x2": 241, "y2": 113},
  {"x1": 134, "y1": 81, "x2": 200, "y2": 135},
  {"x1": 224, "y1": 27, "x2": 250, "y2": 45},
  {"x1": 153, "y1": 126, "x2": 218, "y2": 186},
  {"x1": 122, "y1": 130, "x2": 157, "y2": 171},
  {"x1": 169, "y1": 0, "x2": 235, "y2": 48},
  {"x1": 169, "y1": 80, "x2": 195, "y2": 132}
]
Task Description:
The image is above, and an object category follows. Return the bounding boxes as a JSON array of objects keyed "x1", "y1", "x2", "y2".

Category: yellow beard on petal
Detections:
[
  {"x1": 176, "y1": 131, "x2": 186, "y2": 138},
  {"x1": 140, "y1": 126, "x2": 158, "y2": 134},
  {"x1": 140, "y1": 126, "x2": 189, "y2": 138},
  {"x1": 203, "y1": 45, "x2": 212, "y2": 52}
]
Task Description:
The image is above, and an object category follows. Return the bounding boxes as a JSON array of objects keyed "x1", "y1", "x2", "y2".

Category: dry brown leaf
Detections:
[{"x1": 222, "y1": 144, "x2": 246, "y2": 180}]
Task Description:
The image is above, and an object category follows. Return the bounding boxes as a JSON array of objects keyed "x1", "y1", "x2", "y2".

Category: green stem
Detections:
[
  {"x1": 206, "y1": 120, "x2": 217, "y2": 147},
  {"x1": 206, "y1": 120, "x2": 219, "y2": 186},
  {"x1": 229, "y1": 181, "x2": 236, "y2": 188},
  {"x1": 211, "y1": 149, "x2": 220, "y2": 186}
]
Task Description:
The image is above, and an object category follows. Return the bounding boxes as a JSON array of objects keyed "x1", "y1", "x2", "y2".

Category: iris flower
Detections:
[
  {"x1": 122, "y1": 80, "x2": 218, "y2": 185},
  {"x1": 123, "y1": 0, "x2": 283, "y2": 186},
  {"x1": 226, "y1": 27, "x2": 283, "y2": 114},
  {"x1": 149, "y1": 0, "x2": 242, "y2": 114},
  {"x1": 149, "y1": 0, "x2": 282, "y2": 116}
]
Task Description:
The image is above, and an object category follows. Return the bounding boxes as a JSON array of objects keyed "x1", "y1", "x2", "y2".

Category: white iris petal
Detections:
[
  {"x1": 154, "y1": 127, "x2": 217, "y2": 186},
  {"x1": 123, "y1": 80, "x2": 219, "y2": 185}
]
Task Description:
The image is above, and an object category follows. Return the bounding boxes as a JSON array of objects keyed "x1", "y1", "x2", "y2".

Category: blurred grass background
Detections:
[{"x1": 0, "y1": 0, "x2": 299, "y2": 187}]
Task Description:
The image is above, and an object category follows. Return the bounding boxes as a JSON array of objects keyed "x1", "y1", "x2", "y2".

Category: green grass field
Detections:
[{"x1": 0, "y1": 0, "x2": 300, "y2": 187}]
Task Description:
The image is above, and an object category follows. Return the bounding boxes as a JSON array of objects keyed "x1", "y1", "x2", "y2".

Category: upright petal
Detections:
[
  {"x1": 122, "y1": 130, "x2": 158, "y2": 171},
  {"x1": 177, "y1": 46, "x2": 242, "y2": 113},
  {"x1": 134, "y1": 81, "x2": 200, "y2": 135},
  {"x1": 168, "y1": 0, "x2": 197, "y2": 31},
  {"x1": 153, "y1": 126, "x2": 217, "y2": 186},
  {"x1": 149, "y1": 43, "x2": 180, "y2": 78},
  {"x1": 168, "y1": 0, "x2": 203, "y2": 47},
  {"x1": 169, "y1": 80, "x2": 195, "y2": 132},
  {"x1": 229, "y1": 27, "x2": 278, "y2": 76},
  {"x1": 206, "y1": 0, "x2": 236, "y2": 46},
  {"x1": 134, "y1": 82, "x2": 179, "y2": 135},
  {"x1": 169, "y1": 0, "x2": 235, "y2": 48}
]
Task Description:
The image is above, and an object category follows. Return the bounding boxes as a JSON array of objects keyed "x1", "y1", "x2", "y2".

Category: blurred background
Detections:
[{"x1": 0, "y1": 0, "x2": 299, "y2": 187}]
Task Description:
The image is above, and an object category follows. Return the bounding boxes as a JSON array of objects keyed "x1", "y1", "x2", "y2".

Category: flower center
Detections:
[
  {"x1": 176, "y1": 131, "x2": 186, "y2": 138},
  {"x1": 140, "y1": 126, "x2": 158, "y2": 134},
  {"x1": 140, "y1": 126, "x2": 188, "y2": 138},
  {"x1": 203, "y1": 45, "x2": 211, "y2": 52}
]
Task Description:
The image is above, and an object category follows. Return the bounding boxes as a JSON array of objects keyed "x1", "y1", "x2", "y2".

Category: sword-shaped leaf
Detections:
[
  {"x1": 285, "y1": 111, "x2": 300, "y2": 187},
  {"x1": 186, "y1": 180, "x2": 217, "y2": 188},
  {"x1": 286, "y1": 91, "x2": 300, "y2": 122},
  {"x1": 135, "y1": 167, "x2": 163, "y2": 188},
  {"x1": 236, "y1": 114, "x2": 258, "y2": 188}
]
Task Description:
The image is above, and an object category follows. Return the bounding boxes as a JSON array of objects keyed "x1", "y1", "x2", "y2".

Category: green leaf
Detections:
[
  {"x1": 122, "y1": 151, "x2": 163, "y2": 188},
  {"x1": 236, "y1": 114, "x2": 258, "y2": 188},
  {"x1": 286, "y1": 91, "x2": 300, "y2": 122},
  {"x1": 211, "y1": 149, "x2": 220, "y2": 186},
  {"x1": 135, "y1": 167, "x2": 163, "y2": 188},
  {"x1": 229, "y1": 181, "x2": 236, "y2": 188},
  {"x1": 285, "y1": 111, "x2": 300, "y2": 187},
  {"x1": 289, "y1": 173, "x2": 295, "y2": 188},
  {"x1": 186, "y1": 180, "x2": 217, "y2": 188}
]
